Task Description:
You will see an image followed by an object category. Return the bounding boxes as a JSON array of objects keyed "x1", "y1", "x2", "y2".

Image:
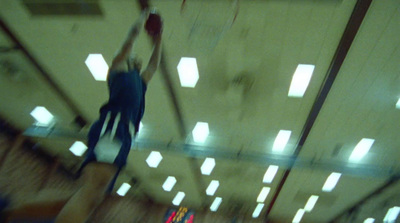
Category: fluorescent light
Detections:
[
  {"x1": 288, "y1": 64, "x2": 315, "y2": 98},
  {"x1": 172, "y1": 191, "x2": 185, "y2": 206},
  {"x1": 201, "y1": 157, "x2": 215, "y2": 175},
  {"x1": 210, "y1": 197, "x2": 222, "y2": 212},
  {"x1": 206, "y1": 180, "x2": 219, "y2": 196},
  {"x1": 384, "y1": 206, "x2": 400, "y2": 222},
  {"x1": 85, "y1": 54, "x2": 109, "y2": 81},
  {"x1": 263, "y1": 165, "x2": 279, "y2": 183},
  {"x1": 293, "y1": 209, "x2": 305, "y2": 223},
  {"x1": 162, "y1": 176, "x2": 177, "y2": 192},
  {"x1": 30, "y1": 106, "x2": 54, "y2": 126},
  {"x1": 272, "y1": 130, "x2": 291, "y2": 152},
  {"x1": 304, "y1": 195, "x2": 319, "y2": 212},
  {"x1": 177, "y1": 57, "x2": 199, "y2": 88},
  {"x1": 364, "y1": 218, "x2": 375, "y2": 223},
  {"x1": 116, "y1": 183, "x2": 131, "y2": 196},
  {"x1": 69, "y1": 141, "x2": 88, "y2": 157},
  {"x1": 322, "y1": 172, "x2": 341, "y2": 192},
  {"x1": 252, "y1": 203, "x2": 264, "y2": 218},
  {"x1": 146, "y1": 151, "x2": 163, "y2": 168},
  {"x1": 349, "y1": 138, "x2": 375, "y2": 162},
  {"x1": 256, "y1": 187, "x2": 271, "y2": 203},
  {"x1": 192, "y1": 122, "x2": 209, "y2": 143},
  {"x1": 396, "y1": 98, "x2": 400, "y2": 109}
]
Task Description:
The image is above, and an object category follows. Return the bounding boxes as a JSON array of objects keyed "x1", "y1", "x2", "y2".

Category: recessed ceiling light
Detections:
[
  {"x1": 201, "y1": 157, "x2": 215, "y2": 175},
  {"x1": 162, "y1": 176, "x2": 177, "y2": 192},
  {"x1": 30, "y1": 106, "x2": 54, "y2": 126},
  {"x1": 192, "y1": 122, "x2": 209, "y2": 143},
  {"x1": 384, "y1": 206, "x2": 400, "y2": 222},
  {"x1": 146, "y1": 151, "x2": 163, "y2": 168},
  {"x1": 293, "y1": 209, "x2": 305, "y2": 223},
  {"x1": 210, "y1": 197, "x2": 222, "y2": 212},
  {"x1": 116, "y1": 183, "x2": 131, "y2": 196},
  {"x1": 263, "y1": 165, "x2": 279, "y2": 183},
  {"x1": 69, "y1": 141, "x2": 88, "y2": 157},
  {"x1": 172, "y1": 191, "x2": 185, "y2": 206},
  {"x1": 288, "y1": 64, "x2": 315, "y2": 98},
  {"x1": 256, "y1": 187, "x2": 271, "y2": 203},
  {"x1": 363, "y1": 218, "x2": 375, "y2": 223},
  {"x1": 206, "y1": 180, "x2": 219, "y2": 196},
  {"x1": 304, "y1": 195, "x2": 319, "y2": 212},
  {"x1": 272, "y1": 130, "x2": 291, "y2": 152},
  {"x1": 349, "y1": 138, "x2": 375, "y2": 162},
  {"x1": 85, "y1": 54, "x2": 109, "y2": 81},
  {"x1": 396, "y1": 98, "x2": 400, "y2": 109},
  {"x1": 322, "y1": 172, "x2": 341, "y2": 192},
  {"x1": 252, "y1": 203, "x2": 264, "y2": 218},
  {"x1": 177, "y1": 57, "x2": 199, "y2": 88}
]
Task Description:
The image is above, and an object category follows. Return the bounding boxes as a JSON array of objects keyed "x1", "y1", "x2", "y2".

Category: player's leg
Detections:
[{"x1": 54, "y1": 162, "x2": 117, "y2": 223}]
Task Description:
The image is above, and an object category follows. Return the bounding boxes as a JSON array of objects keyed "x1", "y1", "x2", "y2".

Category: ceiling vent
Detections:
[{"x1": 22, "y1": 0, "x2": 103, "y2": 16}]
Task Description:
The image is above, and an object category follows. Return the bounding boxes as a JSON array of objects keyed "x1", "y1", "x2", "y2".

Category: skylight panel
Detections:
[
  {"x1": 85, "y1": 54, "x2": 109, "y2": 81},
  {"x1": 210, "y1": 197, "x2": 222, "y2": 212},
  {"x1": 364, "y1": 218, "x2": 375, "y2": 223},
  {"x1": 146, "y1": 151, "x2": 163, "y2": 168},
  {"x1": 349, "y1": 138, "x2": 375, "y2": 162},
  {"x1": 322, "y1": 172, "x2": 341, "y2": 192},
  {"x1": 162, "y1": 176, "x2": 177, "y2": 192},
  {"x1": 288, "y1": 64, "x2": 315, "y2": 98},
  {"x1": 293, "y1": 209, "x2": 305, "y2": 223},
  {"x1": 69, "y1": 141, "x2": 88, "y2": 157},
  {"x1": 206, "y1": 180, "x2": 219, "y2": 196},
  {"x1": 201, "y1": 157, "x2": 215, "y2": 175},
  {"x1": 256, "y1": 187, "x2": 271, "y2": 203},
  {"x1": 263, "y1": 165, "x2": 279, "y2": 183},
  {"x1": 304, "y1": 195, "x2": 319, "y2": 212},
  {"x1": 272, "y1": 130, "x2": 291, "y2": 152},
  {"x1": 116, "y1": 183, "x2": 131, "y2": 196},
  {"x1": 172, "y1": 192, "x2": 185, "y2": 206},
  {"x1": 30, "y1": 106, "x2": 54, "y2": 126},
  {"x1": 177, "y1": 57, "x2": 199, "y2": 88},
  {"x1": 192, "y1": 122, "x2": 209, "y2": 143},
  {"x1": 252, "y1": 203, "x2": 264, "y2": 218}
]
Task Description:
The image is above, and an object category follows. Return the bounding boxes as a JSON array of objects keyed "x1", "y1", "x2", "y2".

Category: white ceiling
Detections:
[{"x1": 0, "y1": 0, "x2": 400, "y2": 222}]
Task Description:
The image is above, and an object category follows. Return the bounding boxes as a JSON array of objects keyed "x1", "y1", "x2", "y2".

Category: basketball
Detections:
[{"x1": 145, "y1": 12, "x2": 163, "y2": 36}]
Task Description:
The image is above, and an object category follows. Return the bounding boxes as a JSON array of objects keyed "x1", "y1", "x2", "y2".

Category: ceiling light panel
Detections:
[
  {"x1": 85, "y1": 54, "x2": 109, "y2": 81},
  {"x1": 263, "y1": 165, "x2": 279, "y2": 183},
  {"x1": 192, "y1": 122, "x2": 209, "y2": 143},
  {"x1": 349, "y1": 138, "x2": 375, "y2": 162},
  {"x1": 69, "y1": 141, "x2": 88, "y2": 157},
  {"x1": 293, "y1": 209, "x2": 305, "y2": 223},
  {"x1": 210, "y1": 197, "x2": 222, "y2": 212},
  {"x1": 288, "y1": 64, "x2": 315, "y2": 98},
  {"x1": 206, "y1": 180, "x2": 220, "y2": 196},
  {"x1": 30, "y1": 106, "x2": 54, "y2": 126},
  {"x1": 322, "y1": 172, "x2": 341, "y2": 192},
  {"x1": 162, "y1": 176, "x2": 177, "y2": 192},
  {"x1": 396, "y1": 98, "x2": 400, "y2": 109},
  {"x1": 252, "y1": 203, "x2": 264, "y2": 218},
  {"x1": 363, "y1": 218, "x2": 375, "y2": 223},
  {"x1": 201, "y1": 157, "x2": 215, "y2": 175},
  {"x1": 384, "y1": 206, "x2": 400, "y2": 222},
  {"x1": 272, "y1": 130, "x2": 291, "y2": 152},
  {"x1": 116, "y1": 183, "x2": 131, "y2": 196},
  {"x1": 146, "y1": 151, "x2": 163, "y2": 168},
  {"x1": 304, "y1": 195, "x2": 319, "y2": 212},
  {"x1": 177, "y1": 57, "x2": 199, "y2": 88},
  {"x1": 172, "y1": 191, "x2": 185, "y2": 206},
  {"x1": 256, "y1": 187, "x2": 271, "y2": 203}
]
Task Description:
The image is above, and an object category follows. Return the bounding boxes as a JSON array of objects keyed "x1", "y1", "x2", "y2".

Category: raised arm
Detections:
[
  {"x1": 110, "y1": 11, "x2": 149, "y2": 71},
  {"x1": 141, "y1": 34, "x2": 162, "y2": 85}
]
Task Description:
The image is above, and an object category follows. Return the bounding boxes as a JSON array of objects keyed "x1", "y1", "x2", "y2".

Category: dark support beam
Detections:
[
  {"x1": 0, "y1": 134, "x2": 24, "y2": 171},
  {"x1": 0, "y1": 17, "x2": 88, "y2": 127},
  {"x1": 264, "y1": 0, "x2": 373, "y2": 221}
]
